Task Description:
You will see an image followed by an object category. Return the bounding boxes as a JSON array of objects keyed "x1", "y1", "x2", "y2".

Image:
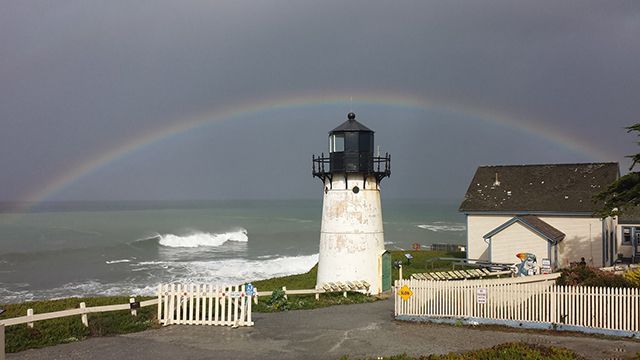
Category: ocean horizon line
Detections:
[{"x1": 0, "y1": 197, "x2": 463, "y2": 214}]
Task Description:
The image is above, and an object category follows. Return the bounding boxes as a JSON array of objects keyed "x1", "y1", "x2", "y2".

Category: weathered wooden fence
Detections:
[
  {"x1": 0, "y1": 298, "x2": 157, "y2": 328},
  {"x1": 157, "y1": 284, "x2": 253, "y2": 327},
  {"x1": 0, "y1": 297, "x2": 158, "y2": 359},
  {"x1": 395, "y1": 275, "x2": 640, "y2": 336}
]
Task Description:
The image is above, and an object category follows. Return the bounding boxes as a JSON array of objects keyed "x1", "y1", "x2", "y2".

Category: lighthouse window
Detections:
[{"x1": 330, "y1": 134, "x2": 345, "y2": 153}]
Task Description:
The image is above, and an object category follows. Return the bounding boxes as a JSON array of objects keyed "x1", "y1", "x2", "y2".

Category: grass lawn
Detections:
[
  {"x1": 250, "y1": 249, "x2": 466, "y2": 293},
  {"x1": 389, "y1": 250, "x2": 466, "y2": 280},
  {"x1": 0, "y1": 296, "x2": 157, "y2": 353},
  {"x1": 251, "y1": 263, "x2": 382, "y2": 312},
  {"x1": 250, "y1": 250, "x2": 466, "y2": 312},
  {"x1": 341, "y1": 342, "x2": 586, "y2": 360}
]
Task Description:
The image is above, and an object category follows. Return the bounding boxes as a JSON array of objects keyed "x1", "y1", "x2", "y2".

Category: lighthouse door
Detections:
[{"x1": 381, "y1": 251, "x2": 391, "y2": 292}]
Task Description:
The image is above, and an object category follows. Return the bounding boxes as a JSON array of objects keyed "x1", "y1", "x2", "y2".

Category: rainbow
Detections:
[{"x1": 17, "y1": 90, "x2": 613, "y2": 212}]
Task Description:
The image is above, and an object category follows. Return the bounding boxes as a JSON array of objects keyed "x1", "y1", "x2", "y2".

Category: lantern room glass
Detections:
[{"x1": 329, "y1": 134, "x2": 345, "y2": 153}]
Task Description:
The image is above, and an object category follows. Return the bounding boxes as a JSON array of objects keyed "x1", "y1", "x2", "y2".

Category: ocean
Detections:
[{"x1": 0, "y1": 199, "x2": 464, "y2": 303}]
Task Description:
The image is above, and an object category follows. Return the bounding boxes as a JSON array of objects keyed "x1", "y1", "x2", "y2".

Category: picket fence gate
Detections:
[
  {"x1": 157, "y1": 284, "x2": 253, "y2": 327},
  {"x1": 395, "y1": 277, "x2": 640, "y2": 336}
]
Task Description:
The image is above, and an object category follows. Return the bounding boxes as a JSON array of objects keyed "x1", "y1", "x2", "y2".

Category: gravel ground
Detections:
[{"x1": 9, "y1": 297, "x2": 640, "y2": 360}]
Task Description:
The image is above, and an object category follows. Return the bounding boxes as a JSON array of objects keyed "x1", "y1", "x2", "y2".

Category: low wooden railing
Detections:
[
  {"x1": 0, "y1": 297, "x2": 158, "y2": 359},
  {"x1": 253, "y1": 281, "x2": 371, "y2": 302},
  {"x1": 0, "y1": 298, "x2": 158, "y2": 327}
]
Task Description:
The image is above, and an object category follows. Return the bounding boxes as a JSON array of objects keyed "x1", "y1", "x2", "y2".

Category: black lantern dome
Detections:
[{"x1": 313, "y1": 113, "x2": 390, "y2": 184}]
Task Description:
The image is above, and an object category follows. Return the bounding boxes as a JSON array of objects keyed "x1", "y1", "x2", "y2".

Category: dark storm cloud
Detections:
[{"x1": 1, "y1": 1, "x2": 639, "y2": 201}]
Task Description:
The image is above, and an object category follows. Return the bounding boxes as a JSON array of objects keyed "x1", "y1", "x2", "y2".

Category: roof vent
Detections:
[{"x1": 493, "y1": 173, "x2": 501, "y2": 187}]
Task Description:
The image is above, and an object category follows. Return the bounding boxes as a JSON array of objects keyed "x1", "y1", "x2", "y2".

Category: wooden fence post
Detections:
[
  {"x1": 1, "y1": 323, "x2": 5, "y2": 360},
  {"x1": 399, "y1": 265, "x2": 403, "y2": 280},
  {"x1": 26, "y1": 309, "x2": 34, "y2": 328},
  {"x1": 130, "y1": 298, "x2": 137, "y2": 317},
  {"x1": 254, "y1": 287, "x2": 259, "y2": 305},
  {"x1": 79, "y1": 302, "x2": 88, "y2": 327},
  {"x1": 315, "y1": 287, "x2": 320, "y2": 301},
  {"x1": 282, "y1": 286, "x2": 287, "y2": 300},
  {"x1": 157, "y1": 284, "x2": 162, "y2": 324}
]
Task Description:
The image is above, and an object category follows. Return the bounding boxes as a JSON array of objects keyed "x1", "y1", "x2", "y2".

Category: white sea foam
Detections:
[
  {"x1": 132, "y1": 253, "x2": 319, "y2": 286},
  {"x1": 416, "y1": 222, "x2": 466, "y2": 232},
  {"x1": 105, "y1": 259, "x2": 131, "y2": 264},
  {"x1": 182, "y1": 253, "x2": 319, "y2": 285},
  {"x1": 158, "y1": 228, "x2": 248, "y2": 248},
  {"x1": 1, "y1": 254, "x2": 320, "y2": 302}
]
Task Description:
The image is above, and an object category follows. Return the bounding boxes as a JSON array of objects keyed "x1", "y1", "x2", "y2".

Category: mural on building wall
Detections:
[{"x1": 515, "y1": 252, "x2": 537, "y2": 276}]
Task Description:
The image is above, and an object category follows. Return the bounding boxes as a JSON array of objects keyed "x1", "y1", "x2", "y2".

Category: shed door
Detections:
[{"x1": 381, "y1": 252, "x2": 391, "y2": 291}]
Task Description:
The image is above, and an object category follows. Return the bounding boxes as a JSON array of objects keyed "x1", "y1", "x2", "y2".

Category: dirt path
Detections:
[{"x1": 9, "y1": 298, "x2": 640, "y2": 359}]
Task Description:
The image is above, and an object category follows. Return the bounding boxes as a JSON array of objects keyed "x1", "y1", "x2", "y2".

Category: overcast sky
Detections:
[{"x1": 1, "y1": 1, "x2": 639, "y2": 204}]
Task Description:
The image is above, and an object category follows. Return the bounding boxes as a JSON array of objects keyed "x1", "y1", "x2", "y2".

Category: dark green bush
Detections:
[
  {"x1": 266, "y1": 289, "x2": 289, "y2": 311},
  {"x1": 557, "y1": 266, "x2": 636, "y2": 288}
]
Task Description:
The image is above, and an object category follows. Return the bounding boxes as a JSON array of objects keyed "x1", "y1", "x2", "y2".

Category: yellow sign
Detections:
[{"x1": 398, "y1": 284, "x2": 413, "y2": 301}]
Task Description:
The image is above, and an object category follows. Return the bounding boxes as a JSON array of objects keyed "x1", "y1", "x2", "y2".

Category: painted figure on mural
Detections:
[{"x1": 515, "y1": 252, "x2": 537, "y2": 276}]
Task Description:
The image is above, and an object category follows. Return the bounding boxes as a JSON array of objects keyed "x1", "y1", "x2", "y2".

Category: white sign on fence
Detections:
[
  {"x1": 476, "y1": 287, "x2": 487, "y2": 304},
  {"x1": 245, "y1": 283, "x2": 255, "y2": 296}
]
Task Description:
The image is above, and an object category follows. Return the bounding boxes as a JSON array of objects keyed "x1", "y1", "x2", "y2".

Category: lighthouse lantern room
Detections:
[{"x1": 312, "y1": 112, "x2": 391, "y2": 294}]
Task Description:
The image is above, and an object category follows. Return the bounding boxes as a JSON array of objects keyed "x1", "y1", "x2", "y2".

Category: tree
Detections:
[{"x1": 595, "y1": 124, "x2": 640, "y2": 217}]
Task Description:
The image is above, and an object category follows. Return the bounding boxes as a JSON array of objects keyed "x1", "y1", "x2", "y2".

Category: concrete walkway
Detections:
[{"x1": 9, "y1": 298, "x2": 640, "y2": 360}]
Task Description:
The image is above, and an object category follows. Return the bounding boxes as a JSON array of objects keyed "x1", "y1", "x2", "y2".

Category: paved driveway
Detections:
[{"x1": 9, "y1": 298, "x2": 640, "y2": 360}]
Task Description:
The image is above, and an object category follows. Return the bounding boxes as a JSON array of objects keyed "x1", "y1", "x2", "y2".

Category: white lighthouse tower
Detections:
[{"x1": 312, "y1": 112, "x2": 391, "y2": 294}]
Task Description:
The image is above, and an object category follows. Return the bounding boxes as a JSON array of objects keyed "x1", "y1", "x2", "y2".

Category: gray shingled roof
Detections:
[
  {"x1": 459, "y1": 163, "x2": 619, "y2": 213},
  {"x1": 330, "y1": 119, "x2": 373, "y2": 133},
  {"x1": 483, "y1": 215, "x2": 566, "y2": 244}
]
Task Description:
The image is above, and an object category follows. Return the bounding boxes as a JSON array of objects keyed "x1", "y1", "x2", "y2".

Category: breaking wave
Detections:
[
  {"x1": 157, "y1": 228, "x2": 248, "y2": 248},
  {"x1": 0, "y1": 254, "x2": 319, "y2": 302},
  {"x1": 105, "y1": 259, "x2": 131, "y2": 264},
  {"x1": 156, "y1": 253, "x2": 320, "y2": 285},
  {"x1": 416, "y1": 222, "x2": 466, "y2": 232}
]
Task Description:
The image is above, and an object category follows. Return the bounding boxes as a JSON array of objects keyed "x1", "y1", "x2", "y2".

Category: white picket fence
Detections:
[
  {"x1": 157, "y1": 284, "x2": 253, "y2": 327},
  {"x1": 395, "y1": 275, "x2": 640, "y2": 335}
]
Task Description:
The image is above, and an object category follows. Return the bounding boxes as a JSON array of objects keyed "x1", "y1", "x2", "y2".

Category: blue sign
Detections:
[{"x1": 245, "y1": 283, "x2": 255, "y2": 296}]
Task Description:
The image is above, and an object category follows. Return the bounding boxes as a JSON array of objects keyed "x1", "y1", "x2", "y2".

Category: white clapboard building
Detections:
[{"x1": 459, "y1": 162, "x2": 623, "y2": 269}]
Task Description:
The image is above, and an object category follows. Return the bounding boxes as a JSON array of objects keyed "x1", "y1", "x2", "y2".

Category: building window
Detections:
[
  {"x1": 622, "y1": 227, "x2": 632, "y2": 245},
  {"x1": 329, "y1": 134, "x2": 345, "y2": 153}
]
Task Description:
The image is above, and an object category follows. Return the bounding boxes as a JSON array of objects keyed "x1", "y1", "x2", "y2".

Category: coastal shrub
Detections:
[
  {"x1": 624, "y1": 268, "x2": 640, "y2": 287},
  {"x1": 266, "y1": 289, "x2": 289, "y2": 311},
  {"x1": 556, "y1": 266, "x2": 636, "y2": 288}
]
